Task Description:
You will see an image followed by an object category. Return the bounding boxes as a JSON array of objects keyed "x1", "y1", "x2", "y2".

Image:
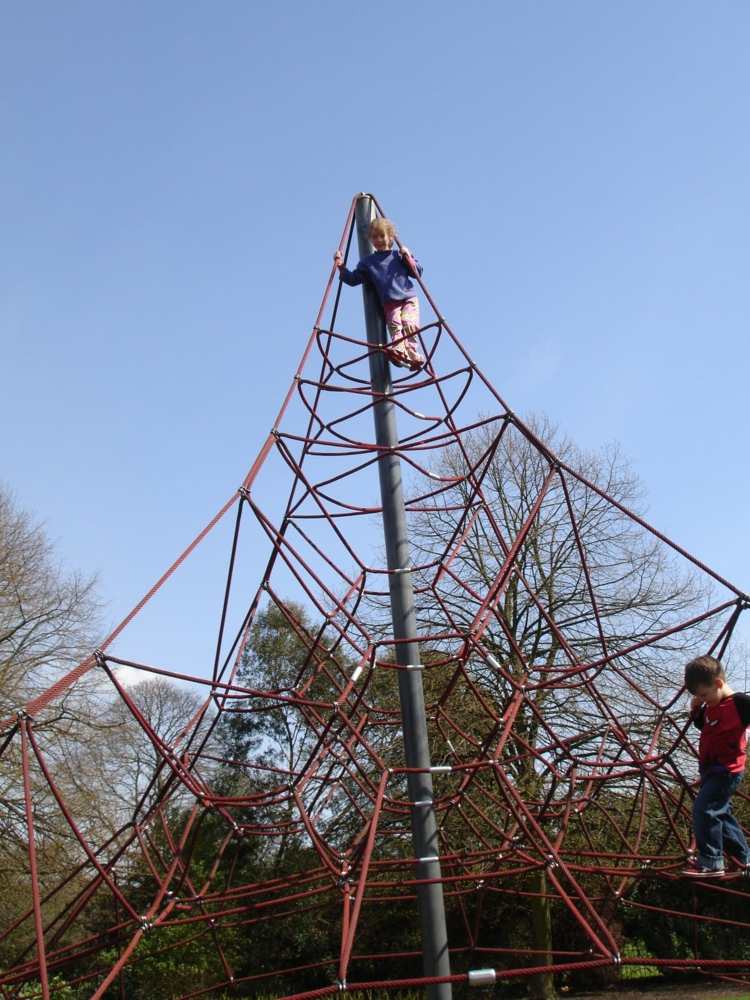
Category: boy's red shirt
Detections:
[{"x1": 691, "y1": 693, "x2": 750, "y2": 774}]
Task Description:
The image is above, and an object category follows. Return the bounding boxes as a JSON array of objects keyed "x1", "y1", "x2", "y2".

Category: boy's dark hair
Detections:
[{"x1": 684, "y1": 655, "x2": 726, "y2": 693}]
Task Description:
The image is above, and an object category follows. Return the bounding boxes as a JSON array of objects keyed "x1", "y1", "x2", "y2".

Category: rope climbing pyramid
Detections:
[{"x1": 2, "y1": 193, "x2": 750, "y2": 999}]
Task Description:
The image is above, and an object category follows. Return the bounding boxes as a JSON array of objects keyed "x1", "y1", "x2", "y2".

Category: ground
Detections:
[{"x1": 569, "y1": 981, "x2": 749, "y2": 1000}]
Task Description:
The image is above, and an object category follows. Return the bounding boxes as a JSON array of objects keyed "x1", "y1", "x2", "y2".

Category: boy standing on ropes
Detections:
[
  {"x1": 682, "y1": 655, "x2": 750, "y2": 877},
  {"x1": 334, "y1": 217, "x2": 425, "y2": 370}
]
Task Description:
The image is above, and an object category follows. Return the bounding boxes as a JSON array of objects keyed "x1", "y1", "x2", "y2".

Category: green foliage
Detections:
[
  {"x1": 91, "y1": 922, "x2": 237, "y2": 1000},
  {"x1": 619, "y1": 939, "x2": 660, "y2": 980},
  {"x1": 17, "y1": 976, "x2": 85, "y2": 999}
]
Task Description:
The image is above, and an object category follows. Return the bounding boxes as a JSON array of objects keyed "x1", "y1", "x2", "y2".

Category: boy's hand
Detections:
[
  {"x1": 334, "y1": 250, "x2": 344, "y2": 267},
  {"x1": 689, "y1": 695, "x2": 703, "y2": 715}
]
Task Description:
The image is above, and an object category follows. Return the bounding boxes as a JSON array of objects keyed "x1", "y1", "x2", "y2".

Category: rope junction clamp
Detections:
[{"x1": 468, "y1": 968, "x2": 497, "y2": 987}]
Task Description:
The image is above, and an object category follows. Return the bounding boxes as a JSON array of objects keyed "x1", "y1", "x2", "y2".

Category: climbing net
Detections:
[{"x1": 2, "y1": 194, "x2": 750, "y2": 999}]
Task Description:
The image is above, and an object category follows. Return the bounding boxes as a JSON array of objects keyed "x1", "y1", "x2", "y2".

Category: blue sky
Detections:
[{"x1": 3, "y1": 3, "x2": 750, "y2": 675}]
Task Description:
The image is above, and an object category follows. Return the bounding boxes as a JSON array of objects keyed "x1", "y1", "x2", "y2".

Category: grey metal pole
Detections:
[{"x1": 353, "y1": 195, "x2": 453, "y2": 998}]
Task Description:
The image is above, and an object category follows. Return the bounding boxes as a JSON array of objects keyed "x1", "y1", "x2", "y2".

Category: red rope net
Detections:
[{"x1": 2, "y1": 194, "x2": 750, "y2": 998}]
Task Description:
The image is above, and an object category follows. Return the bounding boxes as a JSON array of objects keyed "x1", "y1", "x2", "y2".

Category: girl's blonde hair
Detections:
[{"x1": 369, "y1": 217, "x2": 396, "y2": 241}]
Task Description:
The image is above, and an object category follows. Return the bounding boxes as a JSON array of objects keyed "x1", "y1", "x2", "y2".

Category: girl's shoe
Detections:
[
  {"x1": 404, "y1": 341, "x2": 425, "y2": 368},
  {"x1": 386, "y1": 346, "x2": 408, "y2": 368}
]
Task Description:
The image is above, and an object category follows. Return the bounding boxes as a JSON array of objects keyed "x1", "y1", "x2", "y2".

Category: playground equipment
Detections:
[{"x1": 2, "y1": 194, "x2": 750, "y2": 999}]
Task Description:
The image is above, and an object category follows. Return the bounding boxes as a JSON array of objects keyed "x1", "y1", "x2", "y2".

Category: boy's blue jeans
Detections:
[{"x1": 694, "y1": 770, "x2": 750, "y2": 870}]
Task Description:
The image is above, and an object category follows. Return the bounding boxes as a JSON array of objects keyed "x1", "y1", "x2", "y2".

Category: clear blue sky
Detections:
[{"x1": 3, "y1": 3, "x2": 750, "y2": 673}]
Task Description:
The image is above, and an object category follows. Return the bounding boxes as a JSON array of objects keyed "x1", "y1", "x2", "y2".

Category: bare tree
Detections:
[
  {"x1": 0, "y1": 489, "x2": 218, "y2": 972},
  {"x1": 403, "y1": 416, "x2": 712, "y2": 998},
  {"x1": 0, "y1": 485, "x2": 103, "y2": 964},
  {"x1": 62, "y1": 677, "x2": 213, "y2": 839},
  {"x1": 0, "y1": 485, "x2": 100, "y2": 716}
]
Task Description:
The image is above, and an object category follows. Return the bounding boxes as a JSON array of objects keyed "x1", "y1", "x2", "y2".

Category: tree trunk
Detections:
[{"x1": 528, "y1": 869, "x2": 556, "y2": 999}]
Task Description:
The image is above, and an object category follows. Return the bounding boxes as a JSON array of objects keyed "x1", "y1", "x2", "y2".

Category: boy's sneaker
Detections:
[{"x1": 681, "y1": 860, "x2": 725, "y2": 878}]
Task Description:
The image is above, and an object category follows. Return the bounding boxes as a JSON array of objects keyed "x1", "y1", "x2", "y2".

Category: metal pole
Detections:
[{"x1": 353, "y1": 195, "x2": 453, "y2": 998}]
